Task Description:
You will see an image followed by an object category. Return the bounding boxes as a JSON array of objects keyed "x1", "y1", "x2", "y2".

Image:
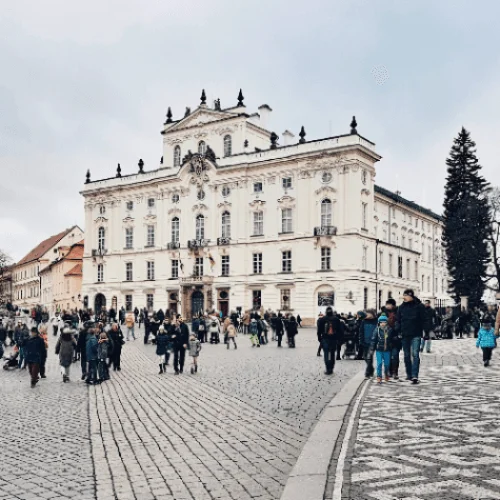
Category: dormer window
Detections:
[
  {"x1": 223, "y1": 135, "x2": 232, "y2": 157},
  {"x1": 174, "y1": 145, "x2": 181, "y2": 167},
  {"x1": 198, "y1": 141, "x2": 206, "y2": 155}
]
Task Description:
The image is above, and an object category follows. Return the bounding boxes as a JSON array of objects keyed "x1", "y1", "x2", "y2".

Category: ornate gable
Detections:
[{"x1": 166, "y1": 108, "x2": 236, "y2": 133}]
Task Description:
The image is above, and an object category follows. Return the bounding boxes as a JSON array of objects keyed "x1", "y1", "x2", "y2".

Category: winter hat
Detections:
[
  {"x1": 482, "y1": 316, "x2": 493, "y2": 326},
  {"x1": 378, "y1": 315, "x2": 388, "y2": 324},
  {"x1": 357, "y1": 311, "x2": 367, "y2": 320},
  {"x1": 386, "y1": 298, "x2": 396, "y2": 307},
  {"x1": 403, "y1": 289, "x2": 415, "y2": 298}
]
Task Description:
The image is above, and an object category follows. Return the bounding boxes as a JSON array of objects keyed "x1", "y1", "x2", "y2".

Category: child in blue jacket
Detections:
[{"x1": 476, "y1": 316, "x2": 497, "y2": 367}]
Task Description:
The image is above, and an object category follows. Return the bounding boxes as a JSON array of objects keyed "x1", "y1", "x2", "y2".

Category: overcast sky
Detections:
[{"x1": 2, "y1": 0, "x2": 500, "y2": 262}]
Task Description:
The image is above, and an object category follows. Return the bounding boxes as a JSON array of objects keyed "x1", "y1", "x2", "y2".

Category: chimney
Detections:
[
  {"x1": 258, "y1": 104, "x2": 272, "y2": 129},
  {"x1": 282, "y1": 130, "x2": 295, "y2": 146}
]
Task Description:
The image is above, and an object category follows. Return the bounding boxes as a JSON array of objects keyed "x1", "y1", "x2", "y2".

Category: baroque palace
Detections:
[{"x1": 81, "y1": 90, "x2": 451, "y2": 324}]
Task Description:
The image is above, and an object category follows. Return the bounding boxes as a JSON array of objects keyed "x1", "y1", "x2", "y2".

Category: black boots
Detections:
[{"x1": 158, "y1": 364, "x2": 163, "y2": 374}]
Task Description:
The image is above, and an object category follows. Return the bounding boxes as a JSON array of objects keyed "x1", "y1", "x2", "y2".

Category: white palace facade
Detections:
[{"x1": 81, "y1": 91, "x2": 451, "y2": 324}]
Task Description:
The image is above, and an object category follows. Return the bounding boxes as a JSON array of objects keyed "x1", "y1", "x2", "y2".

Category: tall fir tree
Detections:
[{"x1": 443, "y1": 127, "x2": 490, "y2": 307}]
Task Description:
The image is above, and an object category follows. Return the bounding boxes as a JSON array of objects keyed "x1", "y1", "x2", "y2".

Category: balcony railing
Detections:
[
  {"x1": 217, "y1": 237, "x2": 231, "y2": 246},
  {"x1": 180, "y1": 276, "x2": 204, "y2": 283},
  {"x1": 314, "y1": 226, "x2": 337, "y2": 236},
  {"x1": 187, "y1": 239, "x2": 210, "y2": 249},
  {"x1": 167, "y1": 241, "x2": 180, "y2": 250}
]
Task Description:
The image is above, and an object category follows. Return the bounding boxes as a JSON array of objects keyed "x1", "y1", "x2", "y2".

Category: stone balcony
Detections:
[
  {"x1": 187, "y1": 239, "x2": 211, "y2": 249},
  {"x1": 314, "y1": 225, "x2": 337, "y2": 236},
  {"x1": 217, "y1": 237, "x2": 231, "y2": 246},
  {"x1": 167, "y1": 241, "x2": 180, "y2": 250}
]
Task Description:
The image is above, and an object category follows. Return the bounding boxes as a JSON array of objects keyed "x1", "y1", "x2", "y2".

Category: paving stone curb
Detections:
[{"x1": 279, "y1": 369, "x2": 366, "y2": 500}]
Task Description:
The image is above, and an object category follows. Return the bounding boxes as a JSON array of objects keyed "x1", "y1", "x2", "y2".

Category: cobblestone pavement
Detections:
[
  {"x1": 90, "y1": 328, "x2": 361, "y2": 500},
  {"x1": 341, "y1": 337, "x2": 500, "y2": 500},
  {"x1": 0, "y1": 342, "x2": 95, "y2": 500}
]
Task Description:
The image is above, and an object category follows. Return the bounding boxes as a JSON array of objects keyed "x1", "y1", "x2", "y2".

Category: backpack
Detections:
[
  {"x1": 249, "y1": 322, "x2": 258, "y2": 335},
  {"x1": 325, "y1": 319, "x2": 336, "y2": 336}
]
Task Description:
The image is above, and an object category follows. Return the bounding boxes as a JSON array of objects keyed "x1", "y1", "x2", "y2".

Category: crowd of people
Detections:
[{"x1": 0, "y1": 293, "x2": 499, "y2": 388}]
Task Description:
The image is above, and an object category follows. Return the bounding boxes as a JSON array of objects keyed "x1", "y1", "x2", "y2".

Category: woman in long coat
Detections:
[{"x1": 55, "y1": 327, "x2": 77, "y2": 383}]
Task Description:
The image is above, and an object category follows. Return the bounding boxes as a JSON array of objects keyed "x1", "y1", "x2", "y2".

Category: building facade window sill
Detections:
[
  {"x1": 251, "y1": 234, "x2": 264, "y2": 238},
  {"x1": 168, "y1": 277, "x2": 178, "y2": 280},
  {"x1": 317, "y1": 269, "x2": 333, "y2": 272},
  {"x1": 144, "y1": 245, "x2": 155, "y2": 249},
  {"x1": 278, "y1": 271, "x2": 293, "y2": 274},
  {"x1": 278, "y1": 232, "x2": 294, "y2": 236}
]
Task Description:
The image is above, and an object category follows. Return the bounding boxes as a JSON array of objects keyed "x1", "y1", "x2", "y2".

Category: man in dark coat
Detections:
[
  {"x1": 274, "y1": 314, "x2": 285, "y2": 347},
  {"x1": 421, "y1": 300, "x2": 437, "y2": 353},
  {"x1": 173, "y1": 316, "x2": 189, "y2": 374},
  {"x1": 317, "y1": 307, "x2": 344, "y2": 374},
  {"x1": 108, "y1": 323, "x2": 124, "y2": 371},
  {"x1": 286, "y1": 316, "x2": 298, "y2": 348},
  {"x1": 395, "y1": 289, "x2": 429, "y2": 384},
  {"x1": 24, "y1": 327, "x2": 46, "y2": 388},
  {"x1": 157, "y1": 308, "x2": 165, "y2": 324}
]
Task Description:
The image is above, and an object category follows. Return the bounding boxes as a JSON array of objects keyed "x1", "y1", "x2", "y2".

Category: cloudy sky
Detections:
[{"x1": 1, "y1": 0, "x2": 499, "y2": 261}]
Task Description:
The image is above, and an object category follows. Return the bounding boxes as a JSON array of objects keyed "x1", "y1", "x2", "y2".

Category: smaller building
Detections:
[
  {"x1": 0, "y1": 265, "x2": 14, "y2": 307},
  {"x1": 40, "y1": 241, "x2": 84, "y2": 315},
  {"x1": 12, "y1": 226, "x2": 83, "y2": 310}
]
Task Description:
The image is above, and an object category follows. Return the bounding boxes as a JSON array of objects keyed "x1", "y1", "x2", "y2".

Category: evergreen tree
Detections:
[{"x1": 443, "y1": 127, "x2": 490, "y2": 307}]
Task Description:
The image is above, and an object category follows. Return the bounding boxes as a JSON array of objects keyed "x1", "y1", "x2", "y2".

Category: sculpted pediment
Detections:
[
  {"x1": 94, "y1": 216, "x2": 108, "y2": 223},
  {"x1": 167, "y1": 108, "x2": 235, "y2": 133},
  {"x1": 315, "y1": 185, "x2": 337, "y2": 196}
]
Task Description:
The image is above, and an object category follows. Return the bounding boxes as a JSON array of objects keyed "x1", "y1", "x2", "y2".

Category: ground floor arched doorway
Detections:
[
  {"x1": 191, "y1": 290, "x2": 204, "y2": 318},
  {"x1": 94, "y1": 293, "x2": 106, "y2": 316}
]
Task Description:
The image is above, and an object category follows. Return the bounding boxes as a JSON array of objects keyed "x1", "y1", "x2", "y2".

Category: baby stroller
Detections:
[
  {"x1": 342, "y1": 320, "x2": 358, "y2": 359},
  {"x1": 3, "y1": 348, "x2": 19, "y2": 370}
]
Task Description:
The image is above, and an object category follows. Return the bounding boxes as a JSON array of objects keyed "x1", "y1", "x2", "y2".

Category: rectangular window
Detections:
[
  {"x1": 428, "y1": 245, "x2": 432, "y2": 264},
  {"x1": 253, "y1": 253, "x2": 262, "y2": 274},
  {"x1": 406, "y1": 259, "x2": 410, "y2": 279},
  {"x1": 421, "y1": 242, "x2": 425, "y2": 260},
  {"x1": 125, "y1": 294, "x2": 132, "y2": 311},
  {"x1": 147, "y1": 198, "x2": 155, "y2": 208},
  {"x1": 147, "y1": 225, "x2": 155, "y2": 247},
  {"x1": 282, "y1": 177, "x2": 292, "y2": 189},
  {"x1": 362, "y1": 203, "x2": 368, "y2": 229},
  {"x1": 321, "y1": 247, "x2": 331, "y2": 270},
  {"x1": 126, "y1": 201, "x2": 133, "y2": 211},
  {"x1": 194, "y1": 257, "x2": 203, "y2": 277},
  {"x1": 281, "y1": 208, "x2": 293, "y2": 233},
  {"x1": 97, "y1": 264, "x2": 104, "y2": 282},
  {"x1": 147, "y1": 261, "x2": 155, "y2": 280},
  {"x1": 282, "y1": 250, "x2": 292, "y2": 272},
  {"x1": 221, "y1": 256, "x2": 230, "y2": 277},
  {"x1": 362, "y1": 246, "x2": 367, "y2": 271},
  {"x1": 253, "y1": 182, "x2": 263, "y2": 193},
  {"x1": 398, "y1": 256, "x2": 403, "y2": 278},
  {"x1": 147, "y1": 294, "x2": 154, "y2": 309},
  {"x1": 253, "y1": 211, "x2": 263, "y2": 236},
  {"x1": 414, "y1": 261, "x2": 418, "y2": 280},
  {"x1": 388, "y1": 254, "x2": 393, "y2": 276},
  {"x1": 415, "y1": 218, "x2": 418, "y2": 228},
  {"x1": 125, "y1": 228, "x2": 133, "y2": 249},
  {"x1": 378, "y1": 250, "x2": 383, "y2": 274},
  {"x1": 281, "y1": 289, "x2": 291, "y2": 310},
  {"x1": 126, "y1": 262, "x2": 133, "y2": 281},
  {"x1": 363, "y1": 287, "x2": 368, "y2": 310},
  {"x1": 171, "y1": 260, "x2": 179, "y2": 279},
  {"x1": 252, "y1": 290, "x2": 262, "y2": 309}
]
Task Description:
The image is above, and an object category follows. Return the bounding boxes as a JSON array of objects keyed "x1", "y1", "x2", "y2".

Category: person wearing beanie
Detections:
[
  {"x1": 317, "y1": 307, "x2": 344, "y2": 375},
  {"x1": 476, "y1": 317, "x2": 497, "y2": 367},
  {"x1": 360, "y1": 309, "x2": 378, "y2": 378},
  {"x1": 381, "y1": 299, "x2": 401, "y2": 379},
  {"x1": 24, "y1": 327, "x2": 46, "y2": 388},
  {"x1": 369, "y1": 315, "x2": 395, "y2": 384},
  {"x1": 396, "y1": 289, "x2": 430, "y2": 384}
]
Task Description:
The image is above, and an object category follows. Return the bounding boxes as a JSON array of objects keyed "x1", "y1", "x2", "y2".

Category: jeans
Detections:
[
  {"x1": 126, "y1": 325, "x2": 135, "y2": 341},
  {"x1": 420, "y1": 338, "x2": 431, "y2": 353},
  {"x1": 482, "y1": 347, "x2": 493, "y2": 362},
  {"x1": 87, "y1": 360, "x2": 98, "y2": 383},
  {"x1": 322, "y1": 340, "x2": 337, "y2": 373},
  {"x1": 376, "y1": 350, "x2": 391, "y2": 378},
  {"x1": 402, "y1": 337, "x2": 421, "y2": 380},
  {"x1": 98, "y1": 359, "x2": 109, "y2": 380},
  {"x1": 390, "y1": 347, "x2": 401, "y2": 376}
]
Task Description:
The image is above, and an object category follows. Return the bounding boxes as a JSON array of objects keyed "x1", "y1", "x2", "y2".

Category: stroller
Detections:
[
  {"x1": 3, "y1": 348, "x2": 19, "y2": 370},
  {"x1": 342, "y1": 320, "x2": 358, "y2": 359}
]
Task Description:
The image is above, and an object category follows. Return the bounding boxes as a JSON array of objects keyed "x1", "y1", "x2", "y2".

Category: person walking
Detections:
[
  {"x1": 24, "y1": 327, "x2": 46, "y2": 388},
  {"x1": 55, "y1": 326, "x2": 77, "y2": 382},
  {"x1": 188, "y1": 332, "x2": 202, "y2": 374},
  {"x1": 275, "y1": 314, "x2": 285, "y2": 348},
  {"x1": 156, "y1": 326, "x2": 169, "y2": 374},
  {"x1": 476, "y1": 316, "x2": 497, "y2": 367},
  {"x1": 396, "y1": 289, "x2": 428, "y2": 385},
  {"x1": 86, "y1": 331, "x2": 99, "y2": 385},
  {"x1": 297, "y1": 314, "x2": 302, "y2": 328},
  {"x1": 359, "y1": 310, "x2": 378, "y2": 379},
  {"x1": 286, "y1": 315, "x2": 298, "y2": 348},
  {"x1": 249, "y1": 318, "x2": 260, "y2": 347},
  {"x1": 226, "y1": 321, "x2": 237, "y2": 349},
  {"x1": 125, "y1": 311, "x2": 136, "y2": 341},
  {"x1": 370, "y1": 315, "x2": 395, "y2": 384},
  {"x1": 317, "y1": 307, "x2": 344, "y2": 375},
  {"x1": 173, "y1": 316, "x2": 189, "y2": 375},
  {"x1": 421, "y1": 300, "x2": 436, "y2": 353},
  {"x1": 14, "y1": 321, "x2": 29, "y2": 369},
  {"x1": 108, "y1": 323, "x2": 124, "y2": 371},
  {"x1": 38, "y1": 324, "x2": 49, "y2": 379},
  {"x1": 382, "y1": 299, "x2": 401, "y2": 379},
  {"x1": 208, "y1": 315, "x2": 220, "y2": 344},
  {"x1": 97, "y1": 332, "x2": 110, "y2": 383},
  {"x1": 134, "y1": 307, "x2": 139, "y2": 323}
]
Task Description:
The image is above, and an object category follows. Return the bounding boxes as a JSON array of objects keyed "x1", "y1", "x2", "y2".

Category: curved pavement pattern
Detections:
[
  {"x1": 340, "y1": 338, "x2": 500, "y2": 500},
  {"x1": 0, "y1": 327, "x2": 362, "y2": 500}
]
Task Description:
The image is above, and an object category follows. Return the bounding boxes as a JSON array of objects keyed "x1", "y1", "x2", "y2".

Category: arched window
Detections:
[
  {"x1": 171, "y1": 217, "x2": 179, "y2": 243},
  {"x1": 223, "y1": 135, "x2": 232, "y2": 157},
  {"x1": 196, "y1": 214, "x2": 205, "y2": 240},
  {"x1": 98, "y1": 227, "x2": 105, "y2": 250},
  {"x1": 221, "y1": 211, "x2": 231, "y2": 238},
  {"x1": 174, "y1": 145, "x2": 181, "y2": 167},
  {"x1": 321, "y1": 199, "x2": 332, "y2": 227},
  {"x1": 198, "y1": 141, "x2": 206, "y2": 155}
]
